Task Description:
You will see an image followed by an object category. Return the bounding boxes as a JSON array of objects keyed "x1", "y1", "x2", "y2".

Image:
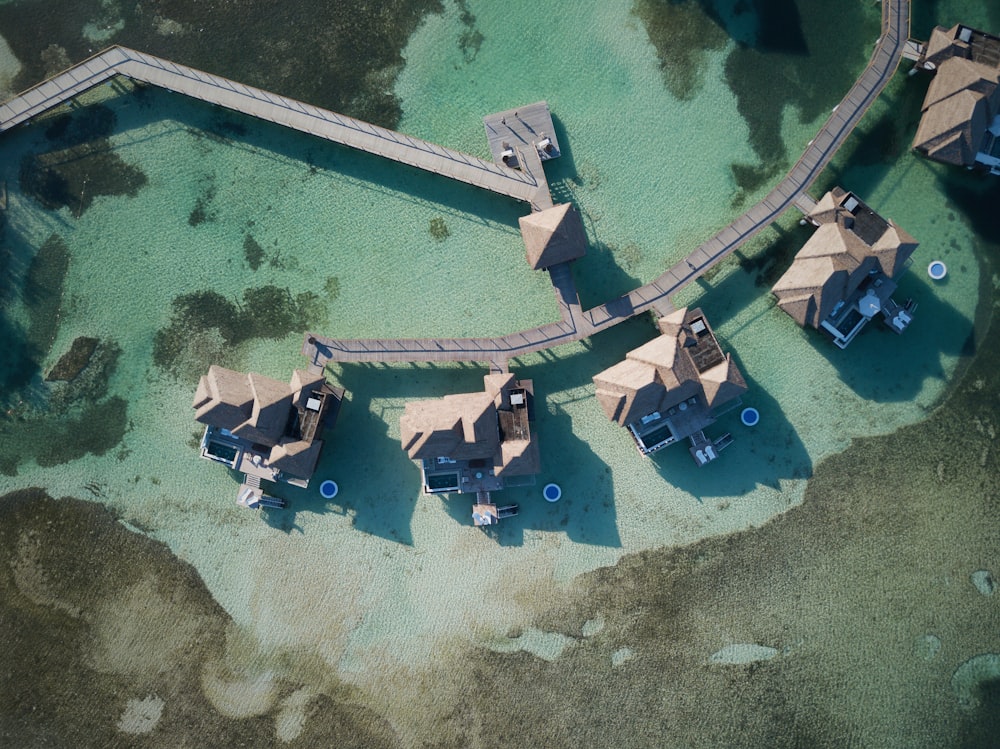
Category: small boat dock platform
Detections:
[
  {"x1": 483, "y1": 101, "x2": 561, "y2": 168},
  {"x1": 471, "y1": 491, "x2": 518, "y2": 526},
  {"x1": 688, "y1": 430, "x2": 734, "y2": 467},
  {"x1": 236, "y1": 473, "x2": 287, "y2": 510}
]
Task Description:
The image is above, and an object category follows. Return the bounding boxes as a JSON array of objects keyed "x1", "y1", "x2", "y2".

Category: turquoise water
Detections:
[{"x1": 1, "y1": 0, "x2": 998, "y2": 744}]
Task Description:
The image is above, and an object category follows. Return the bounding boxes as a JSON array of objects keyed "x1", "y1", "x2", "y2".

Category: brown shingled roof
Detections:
[
  {"x1": 593, "y1": 307, "x2": 745, "y2": 426},
  {"x1": 518, "y1": 203, "x2": 587, "y2": 270},
  {"x1": 400, "y1": 392, "x2": 498, "y2": 461},
  {"x1": 193, "y1": 365, "x2": 253, "y2": 430},
  {"x1": 773, "y1": 190, "x2": 918, "y2": 329}
]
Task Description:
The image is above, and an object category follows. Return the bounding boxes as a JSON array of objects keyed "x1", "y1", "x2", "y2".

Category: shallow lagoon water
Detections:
[{"x1": 0, "y1": 0, "x2": 998, "y2": 745}]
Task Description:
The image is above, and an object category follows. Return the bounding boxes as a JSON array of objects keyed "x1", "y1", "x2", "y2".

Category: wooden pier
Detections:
[
  {"x1": 307, "y1": 0, "x2": 910, "y2": 369},
  {"x1": 0, "y1": 2, "x2": 910, "y2": 371},
  {"x1": 483, "y1": 101, "x2": 562, "y2": 165},
  {"x1": 0, "y1": 47, "x2": 552, "y2": 210}
]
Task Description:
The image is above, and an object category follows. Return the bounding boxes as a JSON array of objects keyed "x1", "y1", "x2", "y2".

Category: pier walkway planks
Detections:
[
  {"x1": 308, "y1": 0, "x2": 910, "y2": 367},
  {"x1": 0, "y1": 47, "x2": 551, "y2": 210},
  {"x1": 0, "y1": 2, "x2": 910, "y2": 369}
]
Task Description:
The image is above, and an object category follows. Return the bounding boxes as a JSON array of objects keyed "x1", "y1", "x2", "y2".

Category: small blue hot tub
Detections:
[
  {"x1": 320, "y1": 480, "x2": 339, "y2": 499},
  {"x1": 927, "y1": 260, "x2": 947, "y2": 280},
  {"x1": 741, "y1": 407, "x2": 760, "y2": 427},
  {"x1": 543, "y1": 483, "x2": 562, "y2": 502}
]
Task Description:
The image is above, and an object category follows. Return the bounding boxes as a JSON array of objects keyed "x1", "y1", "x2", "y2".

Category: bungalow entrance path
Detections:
[
  {"x1": 305, "y1": 0, "x2": 909, "y2": 371},
  {"x1": 0, "y1": 2, "x2": 910, "y2": 373}
]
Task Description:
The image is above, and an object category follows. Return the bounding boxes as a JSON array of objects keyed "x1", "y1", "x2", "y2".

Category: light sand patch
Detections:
[
  {"x1": 0, "y1": 32, "x2": 20, "y2": 100},
  {"x1": 970, "y1": 569, "x2": 995, "y2": 596},
  {"x1": 952, "y1": 653, "x2": 1000, "y2": 710},
  {"x1": 275, "y1": 687, "x2": 315, "y2": 742},
  {"x1": 87, "y1": 574, "x2": 213, "y2": 676},
  {"x1": 201, "y1": 660, "x2": 279, "y2": 719},
  {"x1": 708, "y1": 643, "x2": 779, "y2": 665},
  {"x1": 117, "y1": 694, "x2": 165, "y2": 734},
  {"x1": 915, "y1": 634, "x2": 942, "y2": 661},
  {"x1": 83, "y1": 19, "x2": 125, "y2": 44},
  {"x1": 611, "y1": 647, "x2": 634, "y2": 667},
  {"x1": 581, "y1": 616, "x2": 605, "y2": 637},
  {"x1": 486, "y1": 627, "x2": 577, "y2": 662},
  {"x1": 153, "y1": 15, "x2": 188, "y2": 36}
]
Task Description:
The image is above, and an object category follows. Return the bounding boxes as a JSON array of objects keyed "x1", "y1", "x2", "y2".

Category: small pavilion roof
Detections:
[{"x1": 518, "y1": 203, "x2": 587, "y2": 270}]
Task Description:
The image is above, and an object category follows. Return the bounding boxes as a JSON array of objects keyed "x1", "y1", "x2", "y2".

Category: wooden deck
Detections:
[
  {"x1": 0, "y1": 46, "x2": 552, "y2": 210},
  {"x1": 483, "y1": 101, "x2": 561, "y2": 165},
  {"x1": 0, "y1": 2, "x2": 910, "y2": 371},
  {"x1": 308, "y1": 0, "x2": 910, "y2": 368}
]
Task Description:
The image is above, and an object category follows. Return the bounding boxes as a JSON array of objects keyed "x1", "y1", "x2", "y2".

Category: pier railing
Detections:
[
  {"x1": 0, "y1": 47, "x2": 550, "y2": 208},
  {"x1": 0, "y1": 2, "x2": 910, "y2": 369}
]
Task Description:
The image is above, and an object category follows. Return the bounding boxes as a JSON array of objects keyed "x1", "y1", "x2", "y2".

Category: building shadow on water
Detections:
[
  {"x1": 79, "y1": 82, "x2": 532, "y2": 231},
  {"x1": 278, "y1": 352, "x2": 625, "y2": 548},
  {"x1": 815, "y1": 275, "x2": 974, "y2": 403},
  {"x1": 437, "y1": 396, "x2": 622, "y2": 549},
  {"x1": 649, "y1": 369, "x2": 811, "y2": 500}
]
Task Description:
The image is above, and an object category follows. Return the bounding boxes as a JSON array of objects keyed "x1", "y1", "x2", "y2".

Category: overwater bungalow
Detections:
[
  {"x1": 399, "y1": 372, "x2": 539, "y2": 526},
  {"x1": 518, "y1": 203, "x2": 587, "y2": 270},
  {"x1": 193, "y1": 365, "x2": 344, "y2": 508},
  {"x1": 772, "y1": 188, "x2": 919, "y2": 349},
  {"x1": 592, "y1": 307, "x2": 747, "y2": 465},
  {"x1": 913, "y1": 24, "x2": 1000, "y2": 173}
]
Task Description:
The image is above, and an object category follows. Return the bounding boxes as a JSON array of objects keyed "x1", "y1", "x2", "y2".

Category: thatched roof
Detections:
[
  {"x1": 193, "y1": 365, "x2": 253, "y2": 430},
  {"x1": 497, "y1": 434, "x2": 541, "y2": 477},
  {"x1": 914, "y1": 77, "x2": 996, "y2": 166},
  {"x1": 518, "y1": 203, "x2": 587, "y2": 270},
  {"x1": 193, "y1": 365, "x2": 319, "y2": 448},
  {"x1": 400, "y1": 392, "x2": 498, "y2": 461},
  {"x1": 700, "y1": 357, "x2": 749, "y2": 410},
  {"x1": 914, "y1": 37, "x2": 1000, "y2": 167},
  {"x1": 773, "y1": 190, "x2": 918, "y2": 329},
  {"x1": 268, "y1": 438, "x2": 324, "y2": 479},
  {"x1": 400, "y1": 374, "x2": 540, "y2": 478},
  {"x1": 922, "y1": 24, "x2": 1000, "y2": 70},
  {"x1": 593, "y1": 307, "x2": 745, "y2": 426}
]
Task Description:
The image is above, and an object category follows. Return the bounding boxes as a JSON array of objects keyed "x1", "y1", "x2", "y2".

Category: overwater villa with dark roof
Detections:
[
  {"x1": 772, "y1": 188, "x2": 919, "y2": 349},
  {"x1": 592, "y1": 307, "x2": 747, "y2": 466},
  {"x1": 193, "y1": 365, "x2": 344, "y2": 508},
  {"x1": 913, "y1": 24, "x2": 1000, "y2": 173},
  {"x1": 400, "y1": 372, "x2": 539, "y2": 526}
]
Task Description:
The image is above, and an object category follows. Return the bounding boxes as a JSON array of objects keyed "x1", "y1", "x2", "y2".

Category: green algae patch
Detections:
[
  {"x1": 0, "y1": 0, "x2": 444, "y2": 129},
  {"x1": 429, "y1": 216, "x2": 450, "y2": 241},
  {"x1": 24, "y1": 233, "x2": 70, "y2": 355},
  {"x1": 243, "y1": 233, "x2": 266, "y2": 270},
  {"x1": 0, "y1": 338, "x2": 124, "y2": 475},
  {"x1": 19, "y1": 105, "x2": 147, "y2": 217},
  {"x1": 153, "y1": 286, "x2": 329, "y2": 378},
  {"x1": 0, "y1": 489, "x2": 404, "y2": 747},
  {"x1": 632, "y1": 0, "x2": 729, "y2": 101},
  {"x1": 46, "y1": 336, "x2": 100, "y2": 382},
  {"x1": 721, "y1": 0, "x2": 880, "y2": 170}
]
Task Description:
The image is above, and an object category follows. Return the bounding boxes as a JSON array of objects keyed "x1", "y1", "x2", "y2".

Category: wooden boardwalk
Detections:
[
  {"x1": 0, "y1": 3, "x2": 909, "y2": 370},
  {"x1": 0, "y1": 47, "x2": 552, "y2": 210},
  {"x1": 306, "y1": 0, "x2": 910, "y2": 368}
]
